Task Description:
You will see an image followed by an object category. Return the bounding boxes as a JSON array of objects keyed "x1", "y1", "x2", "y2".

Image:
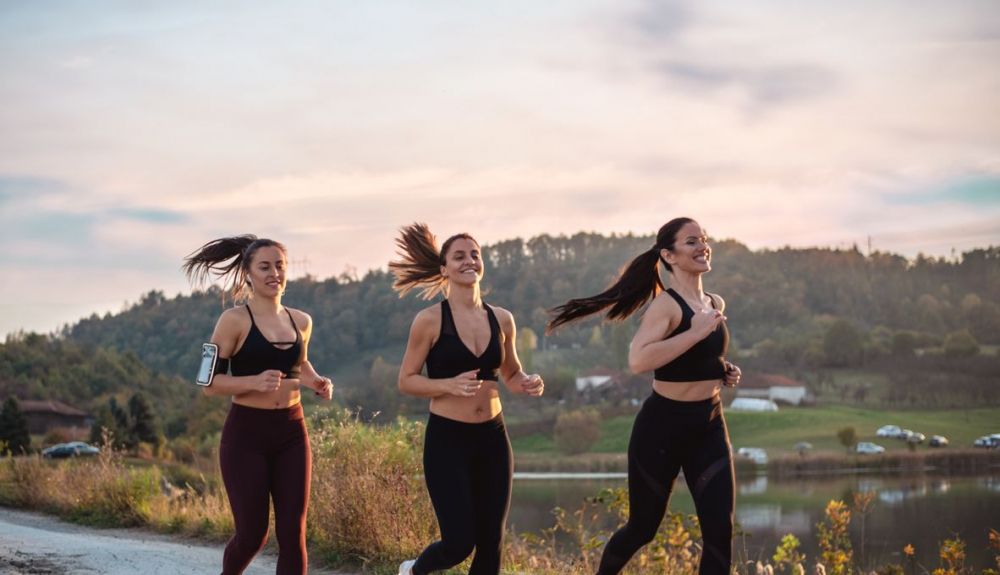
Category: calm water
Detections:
[{"x1": 508, "y1": 473, "x2": 1000, "y2": 570}]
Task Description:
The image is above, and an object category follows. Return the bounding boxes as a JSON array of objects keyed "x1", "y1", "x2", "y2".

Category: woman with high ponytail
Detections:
[
  {"x1": 183, "y1": 235, "x2": 333, "y2": 575},
  {"x1": 390, "y1": 223, "x2": 544, "y2": 575},
  {"x1": 548, "y1": 217, "x2": 742, "y2": 575}
]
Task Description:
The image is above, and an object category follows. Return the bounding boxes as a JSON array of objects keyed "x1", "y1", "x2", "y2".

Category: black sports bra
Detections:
[
  {"x1": 653, "y1": 289, "x2": 728, "y2": 382},
  {"x1": 425, "y1": 300, "x2": 503, "y2": 381},
  {"x1": 229, "y1": 306, "x2": 303, "y2": 378}
]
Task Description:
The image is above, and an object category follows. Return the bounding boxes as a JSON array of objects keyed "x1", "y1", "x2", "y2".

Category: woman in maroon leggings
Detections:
[{"x1": 184, "y1": 235, "x2": 334, "y2": 575}]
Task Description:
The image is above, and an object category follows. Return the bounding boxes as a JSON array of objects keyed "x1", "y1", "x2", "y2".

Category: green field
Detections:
[{"x1": 511, "y1": 405, "x2": 1000, "y2": 455}]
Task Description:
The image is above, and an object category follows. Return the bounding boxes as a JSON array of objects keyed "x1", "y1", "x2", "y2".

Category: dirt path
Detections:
[{"x1": 0, "y1": 507, "x2": 356, "y2": 574}]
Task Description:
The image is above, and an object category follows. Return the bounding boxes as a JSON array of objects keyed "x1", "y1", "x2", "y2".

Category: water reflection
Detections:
[{"x1": 510, "y1": 473, "x2": 1000, "y2": 570}]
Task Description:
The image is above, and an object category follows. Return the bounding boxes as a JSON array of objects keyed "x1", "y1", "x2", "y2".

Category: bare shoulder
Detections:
[
  {"x1": 411, "y1": 303, "x2": 443, "y2": 332},
  {"x1": 285, "y1": 307, "x2": 313, "y2": 330},
  {"x1": 218, "y1": 306, "x2": 250, "y2": 329},
  {"x1": 707, "y1": 293, "x2": 726, "y2": 313},
  {"x1": 647, "y1": 290, "x2": 682, "y2": 318},
  {"x1": 489, "y1": 305, "x2": 515, "y2": 329}
]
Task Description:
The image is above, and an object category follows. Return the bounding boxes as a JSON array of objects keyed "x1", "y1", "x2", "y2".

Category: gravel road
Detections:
[{"x1": 0, "y1": 507, "x2": 356, "y2": 574}]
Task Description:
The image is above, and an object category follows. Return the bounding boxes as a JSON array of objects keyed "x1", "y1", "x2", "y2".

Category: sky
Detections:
[{"x1": 1, "y1": 0, "x2": 998, "y2": 338}]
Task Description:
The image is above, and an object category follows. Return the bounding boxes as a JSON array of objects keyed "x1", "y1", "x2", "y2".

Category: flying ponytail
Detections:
[
  {"x1": 183, "y1": 235, "x2": 286, "y2": 301},
  {"x1": 546, "y1": 217, "x2": 694, "y2": 333},
  {"x1": 389, "y1": 223, "x2": 478, "y2": 299}
]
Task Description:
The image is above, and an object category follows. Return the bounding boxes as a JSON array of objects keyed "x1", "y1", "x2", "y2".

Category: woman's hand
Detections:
[
  {"x1": 446, "y1": 370, "x2": 483, "y2": 397},
  {"x1": 513, "y1": 372, "x2": 545, "y2": 396},
  {"x1": 252, "y1": 369, "x2": 284, "y2": 393},
  {"x1": 690, "y1": 307, "x2": 726, "y2": 339},
  {"x1": 723, "y1": 361, "x2": 741, "y2": 387},
  {"x1": 311, "y1": 376, "x2": 334, "y2": 400}
]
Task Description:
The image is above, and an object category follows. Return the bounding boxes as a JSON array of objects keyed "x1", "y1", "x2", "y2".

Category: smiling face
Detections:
[
  {"x1": 246, "y1": 245, "x2": 288, "y2": 298},
  {"x1": 661, "y1": 220, "x2": 711, "y2": 274},
  {"x1": 439, "y1": 237, "x2": 483, "y2": 287}
]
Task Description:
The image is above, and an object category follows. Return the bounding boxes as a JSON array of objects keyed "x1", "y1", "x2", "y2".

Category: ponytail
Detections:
[
  {"x1": 546, "y1": 216, "x2": 694, "y2": 333},
  {"x1": 182, "y1": 234, "x2": 286, "y2": 301},
  {"x1": 546, "y1": 248, "x2": 663, "y2": 333},
  {"x1": 389, "y1": 223, "x2": 479, "y2": 300}
]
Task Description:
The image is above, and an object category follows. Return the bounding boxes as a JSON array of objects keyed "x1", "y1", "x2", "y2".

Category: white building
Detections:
[
  {"x1": 574, "y1": 368, "x2": 620, "y2": 392},
  {"x1": 729, "y1": 398, "x2": 780, "y2": 412},
  {"x1": 736, "y1": 373, "x2": 809, "y2": 406}
]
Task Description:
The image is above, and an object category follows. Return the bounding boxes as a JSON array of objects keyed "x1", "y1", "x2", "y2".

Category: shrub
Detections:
[{"x1": 554, "y1": 409, "x2": 602, "y2": 455}]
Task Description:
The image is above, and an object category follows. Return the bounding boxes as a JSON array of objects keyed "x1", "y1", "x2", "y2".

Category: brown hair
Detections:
[
  {"x1": 546, "y1": 217, "x2": 695, "y2": 333},
  {"x1": 389, "y1": 223, "x2": 478, "y2": 299},
  {"x1": 182, "y1": 235, "x2": 287, "y2": 301}
]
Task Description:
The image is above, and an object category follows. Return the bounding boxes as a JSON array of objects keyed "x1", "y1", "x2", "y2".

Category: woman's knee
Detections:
[
  {"x1": 440, "y1": 535, "x2": 476, "y2": 564},
  {"x1": 233, "y1": 527, "x2": 269, "y2": 553}
]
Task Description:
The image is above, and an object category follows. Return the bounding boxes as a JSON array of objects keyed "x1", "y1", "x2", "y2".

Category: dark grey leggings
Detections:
[
  {"x1": 413, "y1": 413, "x2": 513, "y2": 575},
  {"x1": 597, "y1": 393, "x2": 735, "y2": 575}
]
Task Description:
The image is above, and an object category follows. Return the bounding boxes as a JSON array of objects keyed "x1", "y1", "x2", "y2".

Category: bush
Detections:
[
  {"x1": 307, "y1": 410, "x2": 437, "y2": 565},
  {"x1": 554, "y1": 409, "x2": 602, "y2": 455},
  {"x1": 943, "y1": 329, "x2": 979, "y2": 358}
]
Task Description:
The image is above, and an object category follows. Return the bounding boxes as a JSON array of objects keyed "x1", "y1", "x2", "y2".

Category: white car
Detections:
[
  {"x1": 906, "y1": 432, "x2": 926, "y2": 444},
  {"x1": 855, "y1": 442, "x2": 886, "y2": 455},
  {"x1": 974, "y1": 436, "x2": 999, "y2": 449},
  {"x1": 876, "y1": 425, "x2": 902, "y2": 438},
  {"x1": 736, "y1": 447, "x2": 769, "y2": 465}
]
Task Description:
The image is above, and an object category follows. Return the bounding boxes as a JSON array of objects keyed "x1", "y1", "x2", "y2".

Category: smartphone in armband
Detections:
[{"x1": 196, "y1": 343, "x2": 219, "y2": 386}]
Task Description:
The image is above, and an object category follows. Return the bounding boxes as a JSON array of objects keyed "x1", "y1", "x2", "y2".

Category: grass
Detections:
[
  {"x1": 2, "y1": 412, "x2": 998, "y2": 574},
  {"x1": 511, "y1": 405, "x2": 1000, "y2": 456}
]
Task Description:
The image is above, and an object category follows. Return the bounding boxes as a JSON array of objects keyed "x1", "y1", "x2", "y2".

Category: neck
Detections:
[
  {"x1": 668, "y1": 271, "x2": 704, "y2": 301},
  {"x1": 447, "y1": 282, "x2": 482, "y2": 309},
  {"x1": 248, "y1": 295, "x2": 282, "y2": 315}
]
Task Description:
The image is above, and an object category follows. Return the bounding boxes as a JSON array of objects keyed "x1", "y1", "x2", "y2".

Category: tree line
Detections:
[{"x1": 2, "y1": 233, "x2": 997, "y2": 437}]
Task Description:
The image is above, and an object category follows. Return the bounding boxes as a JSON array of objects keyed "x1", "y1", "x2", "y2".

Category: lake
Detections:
[{"x1": 508, "y1": 472, "x2": 1000, "y2": 570}]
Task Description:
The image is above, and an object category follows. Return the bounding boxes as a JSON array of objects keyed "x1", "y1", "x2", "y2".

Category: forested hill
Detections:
[{"x1": 61, "y1": 233, "x2": 999, "y2": 380}]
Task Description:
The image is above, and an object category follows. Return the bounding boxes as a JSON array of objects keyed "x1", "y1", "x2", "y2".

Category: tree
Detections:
[
  {"x1": 0, "y1": 397, "x2": 31, "y2": 455},
  {"x1": 128, "y1": 393, "x2": 161, "y2": 446},
  {"x1": 890, "y1": 331, "x2": 917, "y2": 357},
  {"x1": 110, "y1": 397, "x2": 131, "y2": 447},
  {"x1": 588, "y1": 326, "x2": 605, "y2": 348},
  {"x1": 610, "y1": 323, "x2": 630, "y2": 371},
  {"x1": 943, "y1": 329, "x2": 979, "y2": 358},
  {"x1": 823, "y1": 319, "x2": 864, "y2": 367},
  {"x1": 553, "y1": 409, "x2": 602, "y2": 455},
  {"x1": 89, "y1": 405, "x2": 118, "y2": 446},
  {"x1": 837, "y1": 427, "x2": 857, "y2": 453},
  {"x1": 517, "y1": 327, "x2": 538, "y2": 372}
]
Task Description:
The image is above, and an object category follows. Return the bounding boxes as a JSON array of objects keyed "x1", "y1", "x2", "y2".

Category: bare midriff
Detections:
[
  {"x1": 233, "y1": 380, "x2": 303, "y2": 410},
  {"x1": 653, "y1": 378, "x2": 722, "y2": 402},
  {"x1": 430, "y1": 381, "x2": 503, "y2": 423}
]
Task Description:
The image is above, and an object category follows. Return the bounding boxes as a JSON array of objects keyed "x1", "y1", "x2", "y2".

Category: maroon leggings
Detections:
[{"x1": 219, "y1": 402, "x2": 311, "y2": 575}]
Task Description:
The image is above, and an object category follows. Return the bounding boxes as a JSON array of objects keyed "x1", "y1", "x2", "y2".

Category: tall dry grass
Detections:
[{"x1": 1, "y1": 412, "x2": 998, "y2": 574}]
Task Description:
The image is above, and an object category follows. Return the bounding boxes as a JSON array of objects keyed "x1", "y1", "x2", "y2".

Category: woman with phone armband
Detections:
[
  {"x1": 547, "y1": 218, "x2": 741, "y2": 575},
  {"x1": 390, "y1": 223, "x2": 544, "y2": 575},
  {"x1": 183, "y1": 235, "x2": 333, "y2": 575}
]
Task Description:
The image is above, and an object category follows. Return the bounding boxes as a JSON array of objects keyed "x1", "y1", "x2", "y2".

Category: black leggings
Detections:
[
  {"x1": 219, "y1": 402, "x2": 311, "y2": 575},
  {"x1": 413, "y1": 413, "x2": 513, "y2": 575},
  {"x1": 597, "y1": 393, "x2": 734, "y2": 575}
]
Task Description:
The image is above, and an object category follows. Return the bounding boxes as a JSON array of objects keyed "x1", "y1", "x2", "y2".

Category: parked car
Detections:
[
  {"x1": 855, "y1": 442, "x2": 886, "y2": 455},
  {"x1": 876, "y1": 425, "x2": 902, "y2": 438},
  {"x1": 973, "y1": 436, "x2": 1000, "y2": 449},
  {"x1": 41, "y1": 441, "x2": 100, "y2": 459},
  {"x1": 736, "y1": 447, "x2": 769, "y2": 465},
  {"x1": 929, "y1": 435, "x2": 949, "y2": 447},
  {"x1": 906, "y1": 432, "x2": 926, "y2": 444}
]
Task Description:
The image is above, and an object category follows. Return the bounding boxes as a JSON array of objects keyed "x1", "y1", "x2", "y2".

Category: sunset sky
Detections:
[{"x1": 1, "y1": 1, "x2": 998, "y2": 337}]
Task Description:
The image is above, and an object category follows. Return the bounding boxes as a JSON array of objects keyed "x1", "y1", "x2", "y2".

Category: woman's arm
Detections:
[
  {"x1": 398, "y1": 307, "x2": 482, "y2": 398},
  {"x1": 628, "y1": 294, "x2": 726, "y2": 374},
  {"x1": 291, "y1": 310, "x2": 333, "y2": 400},
  {"x1": 202, "y1": 309, "x2": 284, "y2": 397},
  {"x1": 496, "y1": 308, "x2": 544, "y2": 396}
]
